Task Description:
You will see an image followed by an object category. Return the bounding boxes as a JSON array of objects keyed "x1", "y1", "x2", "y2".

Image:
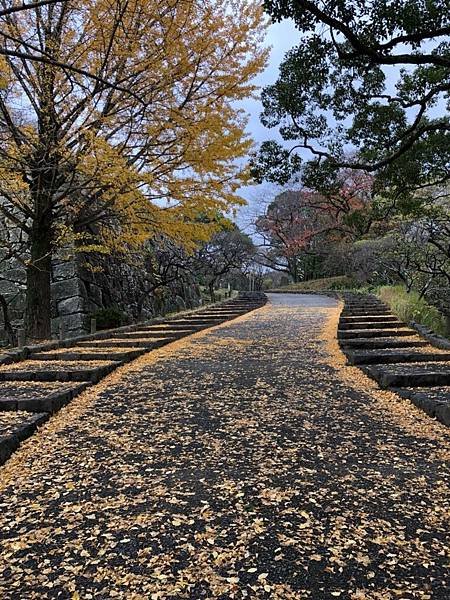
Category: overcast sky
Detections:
[{"x1": 237, "y1": 18, "x2": 299, "y2": 231}]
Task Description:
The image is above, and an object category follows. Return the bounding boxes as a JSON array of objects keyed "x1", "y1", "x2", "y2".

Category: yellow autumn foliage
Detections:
[{"x1": 0, "y1": 0, "x2": 268, "y2": 251}]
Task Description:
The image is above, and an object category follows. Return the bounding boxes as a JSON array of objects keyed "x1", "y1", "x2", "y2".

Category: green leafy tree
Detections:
[{"x1": 253, "y1": 1, "x2": 450, "y2": 204}]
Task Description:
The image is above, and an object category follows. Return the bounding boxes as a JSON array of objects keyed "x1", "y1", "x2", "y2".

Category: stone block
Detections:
[
  {"x1": 52, "y1": 279, "x2": 81, "y2": 301},
  {"x1": 64, "y1": 312, "x2": 89, "y2": 333},
  {"x1": 3, "y1": 268, "x2": 25, "y2": 283},
  {"x1": 53, "y1": 313, "x2": 88, "y2": 337},
  {"x1": 52, "y1": 261, "x2": 76, "y2": 282},
  {"x1": 8, "y1": 294, "x2": 25, "y2": 312},
  {"x1": 78, "y1": 279, "x2": 88, "y2": 300},
  {"x1": 17, "y1": 397, "x2": 54, "y2": 413},
  {"x1": 0, "y1": 434, "x2": 19, "y2": 465},
  {"x1": 87, "y1": 284, "x2": 103, "y2": 309},
  {"x1": 57, "y1": 296, "x2": 86, "y2": 316},
  {"x1": 0, "y1": 398, "x2": 17, "y2": 411},
  {"x1": 435, "y1": 403, "x2": 450, "y2": 427},
  {"x1": 0, "y1": 279, "x2": 24, "y2": 295}
]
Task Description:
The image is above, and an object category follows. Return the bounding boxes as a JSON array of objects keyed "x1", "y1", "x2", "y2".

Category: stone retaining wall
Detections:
[{"x1": 0, "y1": 247, "x2": 202, "y2": 343}]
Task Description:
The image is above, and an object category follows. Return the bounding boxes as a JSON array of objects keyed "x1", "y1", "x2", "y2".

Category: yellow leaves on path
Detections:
[{"x1": 0, "y1": 298, "x2": 448, "y2": 597}]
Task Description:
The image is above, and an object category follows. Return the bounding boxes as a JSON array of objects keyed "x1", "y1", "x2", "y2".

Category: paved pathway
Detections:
[{"x1": 0, "y1": 295, "x2": 448, "y2": 599}]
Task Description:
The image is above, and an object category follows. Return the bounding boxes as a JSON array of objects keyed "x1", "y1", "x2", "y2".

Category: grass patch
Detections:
[
  {"x1": 270, "y1": 275, "x2": 359, "y2": 292},
  {"x1": 378, "y1": 285, "x2": 449, "y2": 338}
]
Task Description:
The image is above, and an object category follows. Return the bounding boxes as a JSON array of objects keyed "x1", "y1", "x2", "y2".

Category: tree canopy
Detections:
[
  {"x1": 195, "y1": 224, "x2": 256, "y2": 300},
  {"x1": 254, "y1": 170, "x2": 374, "y2": 281},
  {"x1": 252, "y1": 0, "x2": 450, "y2": 200}
]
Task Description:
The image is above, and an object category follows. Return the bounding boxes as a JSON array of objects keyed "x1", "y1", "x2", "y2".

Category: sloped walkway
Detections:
[
  {"x1": 0, "y1": 294, "x2": 448, "y2": 599},
  {"x1": 0, "y1": 297, "x2": 265, "y2": 466}
]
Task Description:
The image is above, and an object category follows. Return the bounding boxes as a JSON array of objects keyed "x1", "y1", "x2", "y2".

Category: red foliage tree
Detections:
[{"x1": 255, "y1": 172, "x2": 374, "y2": 282}]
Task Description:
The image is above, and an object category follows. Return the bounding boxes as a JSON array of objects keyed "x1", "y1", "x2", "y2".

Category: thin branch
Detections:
[{"x1": 0, "y1": 0, "x2": 65, "y2": 18}]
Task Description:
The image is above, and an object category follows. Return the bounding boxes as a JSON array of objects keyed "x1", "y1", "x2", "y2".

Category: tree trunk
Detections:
[
  {"x1": 290, "y1": 258, "x2": 300, "y2": 283},
  {"x1": 25, "y1": 219, "x2": 53, "y2": 340},
  {"x1": 209, "y1": 281, "x2": 216, "y2": 302},
  {"x1": 0, "y1": 293, "x2": 16, "y2": 346},
  {"x1": 23, "y1": 23, "x2": 61, "y2": 340},
  {"x1": 25, "y1": 55, "x2": 58, "y2": 340}
]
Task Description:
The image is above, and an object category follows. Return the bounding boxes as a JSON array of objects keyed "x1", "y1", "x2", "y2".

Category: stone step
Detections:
[
  {"x1": 342, "y1": 308, "x2": 392, "y2": 313},
  {"x1": 186, "y1": 315, "x2": 239, "y2": 322},
  {"x1": 338, "y1": 328, "x2": 416, "y2": 339},
  {"x1": 150, "y1": 320, "x2": 222, "y2": 328},
  {"x1": 112, "y1": 329, "x2": 192, "y2": 340},
  {"x1": 345, "y1": 347, "x2": 450, "y2": 366},
  {"x1": 226, "y1": 299, "x2": 259, "y2": 303},
  {"x1": 128, "y1": 323, "x2": 198, "y2": 331},
  {"x1": 227, "y1": 303, "x2": 263, "y2": 308},
  {"x1": 344, "y1": 302, "x2": 387, "y2": 308},
  {"x1": 341, "y1": 337, "x2": 429, "y2": 350},
  {"x1": 214, "y1": 316, "x2": 244, "y2": 325},
  {"x1": 0, "y1": 297, "x2": 267, "y2": 466},
  {"x1": 340, "y1": 315, "x2": 399, "y2": 323},
  {"x1": 339, "y1": 320, "x2": 404, "y2": 330},
  {"x1": 344, "y1": 298, "x2": 386, "y2": 303},
  {"x1": 195, "y1": 312, "x2": 244, "y2": 317},
  {"x1": 0, "y1": 382, "x2": 90, "y2": 412},
  {"x1": 341, "y1": 310, "x2": 392, "y2": 316},
  {"x1": 363, "y1": 362, "x2": 450, "y2": 389},
  {"x1": 173, "y1": 315, "x2": 226, "y2": 320},
  {"x1": 198, "y1": 308, "x2": 245, "y2": 312},
  {"x1": 76, "y1": 338, "x2": 169, "y2": 349},
  {"x1": 29, "y1": 347, "x2": 146, "y2": 363},
  {"x1": 220, "y1": 306, "x2": 259, "y2": 312},
  {"x1": 393, "y1": 387, "x2": 450, "y2": 426},
  {"x1": 0, "y1": 412, "x2": 49, "y2": 466},
  {"x1": 395, "y1": 386, "x2": 450, "y2": 403},
  {"x1": 343, "y1": 303, "x2": 387, "y2": 309},
  {"x1": 187, "y1": 312, "x2": 241, "y2": 318},
  {"x1": 343, "y1": 307, "x2": 388, "y2": 313},
  {"x1": 0, "y1": 360, "x2": 119, "y2": 383}
]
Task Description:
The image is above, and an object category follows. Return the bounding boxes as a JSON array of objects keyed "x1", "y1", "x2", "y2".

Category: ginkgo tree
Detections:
[{"x1": 0, "y1": 0, "x2": 268, "y2": 338}]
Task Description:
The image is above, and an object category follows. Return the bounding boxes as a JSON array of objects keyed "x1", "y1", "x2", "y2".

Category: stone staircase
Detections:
[
  {"x1": 0, "y1": 295, "x2": 266, "y2": 466},
  {"x1": 339, "y1": 293, "x2": 450, "y2": 427}
]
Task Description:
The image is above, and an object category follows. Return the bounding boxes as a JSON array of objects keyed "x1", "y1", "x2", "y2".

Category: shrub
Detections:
[
  {"x1": 91, "y1": 307, "x2": 128, "y2": 330},
  {"x1": 378, "y1": 286, "x2": 448, "y2": 338}
]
